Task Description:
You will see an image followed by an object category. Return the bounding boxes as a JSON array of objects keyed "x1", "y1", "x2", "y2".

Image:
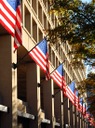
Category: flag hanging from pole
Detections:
[
  {"x1": 74, "y1": 89, "x2": 79, "y2": 109},
  {"x1": 29, "y1": 38, "x2": 50, "y2": 80},
  {"x1": 79, "y1": 98, "x2": 83, "y2": 113},
  {"x1": 0, "y1": 0, "x2": 22, "y2": 50},
  {"x1": 84, "y1": 106, "x2": 91, "y2": 120},
  {"x1": 14, "y1": 0, "x2": 22, "y2": 50},
  {"x1": 50, "y1": 64, "x2": 66, "y2": 90},
  {"x1": 66, "y1": 81, "x2": 75, "y2": 105},
  {"x1": 82, "y1": 103, "x2": 86, "y2": 115}
]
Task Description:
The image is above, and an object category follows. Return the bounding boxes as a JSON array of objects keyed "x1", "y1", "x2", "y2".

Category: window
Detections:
[
  {"x1": 32, "y1": 19, "x2": 37, "y2": 42},
  {"x1": 32, "y1": 0, "x2": 37, "y2": 13},
  {"x1": 25, "y1": 6, "x2": 31, "y2": 33},
  {"x1": 38, "y1": 2, "x2": 42, "y2": 23}
]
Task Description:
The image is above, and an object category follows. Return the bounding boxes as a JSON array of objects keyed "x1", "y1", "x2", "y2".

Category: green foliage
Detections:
[
  {"x1": 48, "y1": 0, "x2": 95, "y2": 66},
  {"x1": 78, "y1": 73, "x2": 95, "y2": 116},
  {"x1": 48, "y1": 0, "x2": 95, "y2": 118}
]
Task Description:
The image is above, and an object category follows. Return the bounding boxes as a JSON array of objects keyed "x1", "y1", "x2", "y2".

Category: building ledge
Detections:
[
  {"x1": 0, "y1": 104, "x2": 8, "y2": 112},
  {"x1": 41, "y1": 118, "x2": 51, "y2": 124},
  {"x1": 18, "y1": 110, "x2": 35, "y2": 120},
  {"x1": 55, "y1": 122, "x2": 60, "y2": 126}
]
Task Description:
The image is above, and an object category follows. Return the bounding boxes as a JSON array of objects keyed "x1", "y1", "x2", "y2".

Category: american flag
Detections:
[
  {"x1": 90, "y1": 118, "x2": 95, "y2": 127},
  {"x1": 74, "y1": 92, "x2": 87, "y2": 117},
  {"x1": 74, "y1": 89, "x2": 79, "y2": 109},
  {"x1": 89, "y1": 117, "x2": 95, "y2": 126},
  {"x1": 50, "y1": 64, "x2": 66, "y2": 90},
  {"x1": 79, "y1": 98, "x2": 83, "y2": 113},
  {"x1": 85, "y1": 112, "x2": 90, "y2": 119},
  {"x1": 83, "y1": 106, "x2": 91, "y2": 120},
  {"x1": 66, "y1": 81, "x2": 75, "y2": 104},
  {"x1": 0, "y1": 0, "x2": 22, "y2": 50},
  {"x1": 82, "y1": 103, "x2": 86, "y2": 115},
  {"x1": 29, "y1": 38, "x2": 50, "y2": 80}
]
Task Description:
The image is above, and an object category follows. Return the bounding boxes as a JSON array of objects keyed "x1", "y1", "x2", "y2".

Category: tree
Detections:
[
  {"x1": 48, "y1": 0, "x2": 95, "y2": 66},
  {"x1": 48, "y1": 0, "x2": 95, "y2": 118},
  {"x1": 85, "y1": 73, "x2": 95, "y2": 117}
]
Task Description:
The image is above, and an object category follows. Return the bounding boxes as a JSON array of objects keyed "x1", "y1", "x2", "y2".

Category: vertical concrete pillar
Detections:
[
  {"x1": 80, "y1": 113, "x2": 83, "y2": 128},
  {"x1": 80, "y1": 113, "x2": 82, "y2": 128},
  {"x1": 84, "y1": 119, "x2": 86, "y2": 128},
  {"x1": 61, "y1": 91, "x2": 64, "y2": 128},
  {"x1": 26, "y1": 63, "x2": 41, "y2": 128},
  {"x1": 64, "y1": 97, "x2": 68, "y2": 127},
  {"x1": 68, "y1": 99, "x2": 70, "y2": 127},
  {"x1": 77, "y1": 112, "x2": 80, "y2": 128},
  {"x1": 54, "y1": 89, "x2": 61, "y2": 126},
  {"x1": 76, "y1": 111, "x2": 79, "y2": 128},
  {"x1": 41, "y1": 79, "x2": 54, "y2": 128},
  {"x1": 69, "y1": 102, "x2": 73, "y2": 128},
  {"x1": 81, "y1": 114, "x2": 83, "y2": 128},
  {"x1": 51, "y1": 80, "x2": 55, "y2": 128},
  {"x1": 83, "y1": 119, "x2": 85, "y2": 128},
  {"x1": 73, "y1": 105, "x2": 75, "y2": 128},
  {"x1": 0, "y1": 35, "x2": 17, "y2": 128},
  {"x1": 75, "y1": 108, "x2": 77, "y2": 128},
  {"x1": 12, "y1": 38, "x2": 18, "y2": 128}
]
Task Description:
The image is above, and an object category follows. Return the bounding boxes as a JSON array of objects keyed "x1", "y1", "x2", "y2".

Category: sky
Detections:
[{"x1": 81, "y1": 0, "x2": 92, "y2": 3}]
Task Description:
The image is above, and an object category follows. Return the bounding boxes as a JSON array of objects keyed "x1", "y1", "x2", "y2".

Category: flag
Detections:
[
  {"x1": 29, "y1": 38, "x2": 50, "y2": 80},
  {"x1": 66, "y1": 81, "x2": 75, "y2": 104},
  {"x1": 45, "y1": 52, "x2": 50, "y2": 80},
  {"x1": 79, "y1": 98, "x2": 83, "y2": 113},
  {"x1": 74, "y1": 89, "x2": 79, "y2": 109},
  {"x1": 50, "y1": 64, "x2": 66, "y2": 90},
  {"x1": 0, "y1": 0, "x2": 22, "y2": 50},
  {"x1": 86, "y1": 112, "x2": 90, "y2": 119},
  {"x1": 82, "y1": 103, "x2": 86, "y2": 115},
  {"x1": 84, "y1": 106, "x2": 91, "y2": 120},
  {"x1": 14, "y1": 0, "x2": 22, "y2": 50},
  {"x1": 89, "y1": 117, "x2": 95, "y2": 126},
  {"x1": 80, "y1": 99, "x2": 87, "y2": 115}
]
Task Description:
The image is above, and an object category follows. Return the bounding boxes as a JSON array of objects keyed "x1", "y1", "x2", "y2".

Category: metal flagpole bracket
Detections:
[
  {"x1": 12, "y1": 63, "x2": 17, "y2": 69},
  {"x1": 37, "y1": 83, "x2": 41, "y2": 87},
  {"x1": 52, "y1": 95, "x2": 54, "y2": 98},
  {"x1": 61, "y1": 102, "x2": 64, "y2": 105}
]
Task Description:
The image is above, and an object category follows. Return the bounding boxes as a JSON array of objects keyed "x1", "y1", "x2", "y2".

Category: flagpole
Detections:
[
  {"x1": 12, "y1": 38, "x2": 47, "y2": 69},
  {"x1": 39, "y1": 59, "x2": 67, "y2": 84},
  {"x1": 52, "y1": 89, "x2": 61, "y2": 98}
]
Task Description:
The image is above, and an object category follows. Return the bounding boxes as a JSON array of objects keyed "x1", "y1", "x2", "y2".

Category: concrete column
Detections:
[
  {"x1": 76, "y1": 111, "x2": 80, "y2": 128},
  {"x1": 77, "y1": 110, "x2": 81, "y2": 128},
  {"x1": 75, "y1": 107, "x2": 77, "y2": 128},
  {"x1": 84, "y1": 120, "x2": 86, "y2": 128},
  {"x1": 0, "y1": 35, "x2": 17, "y2": 128},
  {"x1": 41, "y1": 79, "x2": 54, "y2": 128},
  {"x1": 60, "y1": 91, "x2": 64, "y2": 128},
  {"x1": 69, "y1": 102, "x2": 73, "y2": 128},
  {"x1": 68, "y1": 99, "x2": 70, "y2": 127},
  {"x1": 54, "y1": 89, "x2": 61, "y2": 127},
  {"x1": 26, "y1": 63, "x2": 40, "y2": 128},
  {"x1": 80, "y1": 113, "x2": 82, "y2": 128},
  {"x1": 73, "y1": 105, "x2": 75, "y2": 128},
  {"x1": 12, "y1": 37, "x2": 18, "y2": 128},
  {"x1": 73, "y1": 106, "x2": 78, "y2": 128},
  {"x1": 81, "y1": 114, "x2": 83, "y2": 128},
  {"x1": 51, "y1": 80, "x2": 55, "y2": 128},
  {"x1": 83, "y1": 117, "x2": 86, "y2": 128},
  {"x1": 64, "y1": 97, "x2": 68, "y2": 127}
]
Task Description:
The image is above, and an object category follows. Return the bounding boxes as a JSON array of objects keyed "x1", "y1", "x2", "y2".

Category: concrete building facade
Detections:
[{"x1": 0, "y1": 0, "x2": 90, "y2": 128}]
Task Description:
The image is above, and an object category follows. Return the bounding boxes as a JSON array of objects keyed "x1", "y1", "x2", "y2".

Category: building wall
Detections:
[{"x1": 0, "y1": 0, "x2": 89, "y2": 128}]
